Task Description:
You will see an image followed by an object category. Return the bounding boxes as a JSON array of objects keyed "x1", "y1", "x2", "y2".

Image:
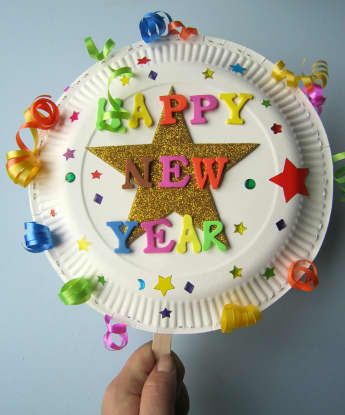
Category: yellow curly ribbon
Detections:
[
  {"x1": 272, "y1": 59, "x2": 328, "y2": 88},
  {"x1": 6, "y1": 96, "x2": 59, "y2": 187},
  {"x1": 220, "y1": 303, "x2": 261, "y2": 333}
]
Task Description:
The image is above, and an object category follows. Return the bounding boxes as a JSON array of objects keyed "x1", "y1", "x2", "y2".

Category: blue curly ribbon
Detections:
[
  {"x1": 24, "y1": 221, "x2": 54, "y2": 253},
  {"x1": 139, "y1": 11, "x2": 172, "y2": 43}
]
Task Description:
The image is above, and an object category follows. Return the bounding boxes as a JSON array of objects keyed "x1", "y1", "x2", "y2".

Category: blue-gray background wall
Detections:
[{"x1": 1, "y1": 1, "x2": 344, "y2": 414}]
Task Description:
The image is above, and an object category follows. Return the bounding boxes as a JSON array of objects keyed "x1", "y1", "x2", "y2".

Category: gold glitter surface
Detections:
[{"x1": 87, "y1": 87, "x2": 259, "y2": 246}]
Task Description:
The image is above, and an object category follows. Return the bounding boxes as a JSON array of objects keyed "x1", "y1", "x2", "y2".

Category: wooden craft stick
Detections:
[{"x1": 152, "y1": 333, "x2": 172, "y2": 358}]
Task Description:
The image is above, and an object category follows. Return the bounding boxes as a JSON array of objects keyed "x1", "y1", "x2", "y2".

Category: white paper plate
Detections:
[{"x1": 29, "y1": 36, "x2": 333, "y2": 333}]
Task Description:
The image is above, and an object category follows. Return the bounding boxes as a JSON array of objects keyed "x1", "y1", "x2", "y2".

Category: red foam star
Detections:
[
  {"x1": 270, "y1": 158, "x2": 309, "y2": 202},
  {"x1": 50, "y1": 209, "x2": 56, "y2": 217},
  {"x1": 70, "y1": 111, "x2": 79, "y2": 122},
  {"x1": 271, "y1": 123, "x2": 282, "y2": 134},
  {"x1": 91, "y1": 170, "x2": 102, "y2": 179},
  {"x1": 137, "y1": 56, "x2": 151, "y2": 65}
]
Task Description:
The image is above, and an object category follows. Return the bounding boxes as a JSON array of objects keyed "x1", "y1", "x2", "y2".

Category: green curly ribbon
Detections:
[
  {"x1": 84, "y1": 37, "x2": 133, "y2": 133},
  {"x1": 333, "y1": 152, "x2": 345, "y2": 202},
  {"x1": 59, "y1": 277, "x2": 97, "y2": 305},
  {"x1": 84, "y1": 37, "x2": 115, "y2": 61}
]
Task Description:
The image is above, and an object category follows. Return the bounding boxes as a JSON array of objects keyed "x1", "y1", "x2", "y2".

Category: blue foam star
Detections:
[
  {"x1": 230, "y1": 63, "x2": 246, "y2": 74},
  {"x1": 160, "y1": 308, "x2": 172, "y2": 318}
]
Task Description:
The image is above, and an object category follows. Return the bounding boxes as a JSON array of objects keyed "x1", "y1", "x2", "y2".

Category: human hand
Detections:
[{"x1": 102, "y1": 342, "x2": 189, "y2": 415}]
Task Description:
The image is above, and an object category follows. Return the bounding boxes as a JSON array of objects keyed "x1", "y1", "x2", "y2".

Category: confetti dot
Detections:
[
  {"x1": 65, "y1": 172, "x2": 76, "y2": 183},
  {"x1": 94, "y1": 193, "x2": 103, "y2": 204},
  {"x1": 276, "y1": 219, "x2": 287, "y2": 231},
  {"x1": 245, "y1": 178, "x2": 256, "y2": 189},
  {"x1": 184, "y1": 281, "x2": 194, "y2": 294},
  {"x1": 148, "y1": 70, "x2": 158, "y2": 80}
]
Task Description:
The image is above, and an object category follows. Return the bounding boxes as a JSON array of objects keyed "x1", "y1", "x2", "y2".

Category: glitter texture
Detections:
[{"x1": 87, "y1": 87, "x2": 259, "y2": 245}]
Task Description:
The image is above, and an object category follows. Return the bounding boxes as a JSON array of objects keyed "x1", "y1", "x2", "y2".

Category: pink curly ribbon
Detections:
[
  {"x1": 302, "y1": 83, "x2": 326, "y2": 114},
  {"x1": 103, "y1": 314, "x2": 128, "y2": 351}
]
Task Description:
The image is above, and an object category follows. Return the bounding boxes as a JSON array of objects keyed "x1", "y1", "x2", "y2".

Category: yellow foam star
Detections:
[
  {"x1": 202, "y1": 68, "x2": 214, "y2": 79},
  {"x1": 154, "y1": 275, "x2": 175, "y2": 296},
  {"x1": 234, "y1": 222, "x2": 247, "y2": 235},
  {"x1": 120, "y1": 76, "x2": 130, "y2": 86},
  {"x1": 77, "y1": 237, "x2": 91, "y2": 251},
  {"x1": 230, "y1": 266, "x2": 243, "y2": 279}
]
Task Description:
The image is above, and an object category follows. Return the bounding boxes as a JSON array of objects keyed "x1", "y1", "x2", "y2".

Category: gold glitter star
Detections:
[
  {"x1": 120, "y1": 76, "x2": 130, "y2": 86},
  {"x1": 88, "y1": 87, "x2": 259, "y2": 246},
  {"x1": 154, "y1": 275, "x2": 175, "y2": 296},
  {"x1": 202, "y1": 68, "x2": 214, "y2": 79},
  {"x1": 234, "y1": 222, "x2": 247, "y2": 235},
  {"x1": 77, "y1": 237, "x2": 91, "y2": 251},
  {"x1": 230, "y1": 265, "x2": 243, "y2": 278}
]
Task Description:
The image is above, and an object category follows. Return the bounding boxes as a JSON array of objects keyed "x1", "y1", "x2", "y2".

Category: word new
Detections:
[
  {"x1": 106, "y1": 214, "x2": 228, "y2": 254},
  {"x1": 123, "y1": 156, "x2": 229, "y2": 189}
]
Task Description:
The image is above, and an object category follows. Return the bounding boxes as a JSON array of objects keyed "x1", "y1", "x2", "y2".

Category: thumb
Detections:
[{"x1": 140, "y1": 354, "x2": 177, "y2": 415}]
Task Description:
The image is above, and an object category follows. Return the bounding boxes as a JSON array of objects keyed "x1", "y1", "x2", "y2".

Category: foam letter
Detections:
[
  {"x1": 159, "y1": 155, "x2": 190, "y2": 188},
  {"x1": 190, "y1": 94, "x2": 219, "y2": 124},
  {"x1": 106, "y1": 221, "x2": 138, "y2": 253},
  {"x1": 176, "y1": 215, "x2": 201, "y2": 254},
  {"x1": 203, "y1": 221, "x2": 227, "y2": 252},
  {"x1": 122, "y1": 157, "x2": 153, "y2": 189},
  {"x1": 192, "y1": 157, "x2": 229, "y2": 189},
  {"x1": 141, "y1": 218, "x2": 176, "y2": 253},
  {"x1": 128, "y1": 93, "x2": 153, "y2": 129},
  {"x1": 159, "y1": 94, "x2": 188, "y2": 125},
  {"x1": 219, "y1": 93, "x2": 253, "y2": 125}
]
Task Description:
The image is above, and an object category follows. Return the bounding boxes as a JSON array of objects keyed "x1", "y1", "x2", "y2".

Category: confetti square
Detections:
[
  {"x1": 184, "y1": 281, "x2": 194, "y2": 294},
  {"x1": 94, "y1": 193, "x2": 103, "y2": 204},
  {"x1": 148, "y1": 70, "x2": 158, "y2": 80},
  {"x1": 276, "y1": 219, "x2": 287, "y2": 231}
]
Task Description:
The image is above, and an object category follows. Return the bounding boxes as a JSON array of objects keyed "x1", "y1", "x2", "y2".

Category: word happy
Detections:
[{"x1": 100, "y1": 91, "x2": 254, "y2": 129}]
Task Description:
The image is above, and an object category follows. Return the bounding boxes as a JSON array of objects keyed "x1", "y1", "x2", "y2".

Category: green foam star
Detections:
[
  {"x1": 262, "y1": 267, "x2": 275, "y2": 279},
  {"x1": 261, "y1": 99, "x2": 271, "y2": 108},
  {"x1": 97, "y1": 275, "x2": 107, "y2": 286}
]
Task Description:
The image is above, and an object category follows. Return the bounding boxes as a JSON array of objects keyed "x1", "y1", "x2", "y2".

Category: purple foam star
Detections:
[
  {"x1": 63, "y1": 148, "x2": 76, "y2": 160},
  {"x1": 160, "y1": 308, "x2": 172, "y2": 318}
]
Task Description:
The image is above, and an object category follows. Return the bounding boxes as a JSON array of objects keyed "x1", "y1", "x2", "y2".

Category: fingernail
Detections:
[{"x1": 157, "y1": 354, "x2": 174, "y2": 373}]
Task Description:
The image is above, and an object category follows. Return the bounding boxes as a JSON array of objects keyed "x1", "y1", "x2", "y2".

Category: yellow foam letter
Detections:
[
  {"x1": 219, "y1": 93, "x2": 253, "y2": 125},
  {"x1": 176, "y1": 214, "x2": 201, "y2": 254},
  {"x1": 129, "y1": 93, "x2": 153, "y2": 129}
]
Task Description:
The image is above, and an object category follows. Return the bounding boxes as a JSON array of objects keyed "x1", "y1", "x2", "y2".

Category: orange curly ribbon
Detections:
[
  {"x1": 6, "y1": 95, "x2": 59, "y2": 187},
  {"x1": 168, "y1": 20, "x2": 198, "y2": 40},
  {"x1": 287, "y1": 259, "x2": 319, "y2": 292}
]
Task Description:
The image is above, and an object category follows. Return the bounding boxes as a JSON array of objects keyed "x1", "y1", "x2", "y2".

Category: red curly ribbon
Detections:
[
  {"x1": 168, "y1": 20, "x2": 198, "y2": 40},
  {"x1": 288, "y1": 259, "x2": 319, "y2": 292},
  {"x1": 6, "y1": 95, "x2": 59, "y2": 187}
]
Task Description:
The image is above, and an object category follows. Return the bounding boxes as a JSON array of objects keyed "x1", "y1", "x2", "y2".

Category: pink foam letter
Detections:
[
  {"x1": 159, "y1": 155, "x2": 190, "y2": 188},
  {"x1": 141, "y1": 218, "x2": 176, "y2": 253},
  {"x1": 190, "y1": 94, "x2": 219, "y2": 124}
]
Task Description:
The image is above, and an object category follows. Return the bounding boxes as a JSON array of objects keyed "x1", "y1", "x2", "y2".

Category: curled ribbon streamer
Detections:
[
  {"x1": 6, "y1": 96, "x2": 59, "y2": 187},
  {"x1": 287, "y1": 259, "x2": 319, "y2": 292},
  {"x1": 84, "y1": 37, "x2": 115, "y2": 61},
  {"x1": 139, "y1": 11, "x2": 172, "y2": 43},
  {"x1": 220, "y1": 303, "x2": 261, "y2": 333},
  {"x1": 168, "y1": 20, "x2": 198, "y2": 40},
  {"x1": 332, "y1": 152, "x2": 345, "y2": 201},
  {"x1": 302, "y1": 83, "x2": 326, "y2": 114},
  {"x1": 59, "y1": 277, "x2": 99, "y2": 305},
  {"x1": 272, "y1": 59, "x2": 328, "y2": 88},
  {"x1": 24, "y1": 221, "x2": 53, "y2": 253},
  {"x1": 84, "y1": 37, "x2": 133, "y2": 133},
  {"x1": 103, "y1": 315, "x2": 128, "y2": 351}
]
